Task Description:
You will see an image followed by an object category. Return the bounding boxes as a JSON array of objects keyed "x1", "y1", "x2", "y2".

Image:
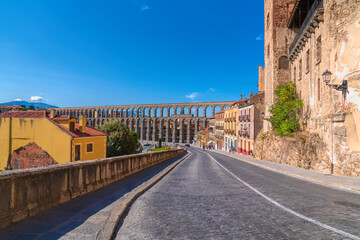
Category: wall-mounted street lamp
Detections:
[{"x1": 322, "y1": 70, "x2": 348, "y2": 91}]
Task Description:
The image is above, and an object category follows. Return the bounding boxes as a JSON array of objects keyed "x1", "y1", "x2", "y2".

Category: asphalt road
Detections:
[{"x1": 116, "y1": 148, "x2": 360, "y2": 239}]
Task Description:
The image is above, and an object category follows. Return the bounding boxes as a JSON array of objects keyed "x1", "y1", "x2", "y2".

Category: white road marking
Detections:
[{"x1": 206, "y1": 152, "x2": 360, "y2": 240}]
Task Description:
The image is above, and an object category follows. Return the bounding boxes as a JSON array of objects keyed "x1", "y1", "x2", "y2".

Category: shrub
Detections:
[
  {"x1": 96, "y1": 120, "x2": 141, "y2": 157},
  {"x1": 269, "y1": 83, "x2": 303, "y2": 137}
]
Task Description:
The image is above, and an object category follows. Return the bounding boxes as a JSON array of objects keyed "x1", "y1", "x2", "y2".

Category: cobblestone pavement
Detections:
[
  {"x1": 0, "y1": 154, "x2": 185, "y2": 240},
  {"x1": 116, "y1": 148, "x2": 360, "y2": 240}
]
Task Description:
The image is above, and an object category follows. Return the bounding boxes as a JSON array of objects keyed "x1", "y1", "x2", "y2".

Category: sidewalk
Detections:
[{"x1": 205, "y1": 148, "x2": 360, "y2": 193}]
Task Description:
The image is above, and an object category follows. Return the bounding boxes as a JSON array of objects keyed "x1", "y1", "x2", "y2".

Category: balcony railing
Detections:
[{"x1": 289, "y1": 0, "x2": 323, "y2": 58}]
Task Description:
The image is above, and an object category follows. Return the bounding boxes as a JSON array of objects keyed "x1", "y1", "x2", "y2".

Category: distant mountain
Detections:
[{"x1": 0, "y1": 101, "x2": 58, "y2": 109}]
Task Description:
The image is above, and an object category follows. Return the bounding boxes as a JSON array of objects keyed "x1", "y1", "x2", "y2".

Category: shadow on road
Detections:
[{"x1": 0, "y1": 153, "x2": 187, "y2": 240}]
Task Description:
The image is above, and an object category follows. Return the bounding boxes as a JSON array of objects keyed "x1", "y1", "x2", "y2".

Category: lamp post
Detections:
[{"x1": 322, "y1": 69, "x2": 350, "y2": 175}]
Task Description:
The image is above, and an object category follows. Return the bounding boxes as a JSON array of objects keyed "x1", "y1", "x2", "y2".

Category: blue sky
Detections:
[{"x1": 0, "y1": 0, "x2": 264, "y2": 107}]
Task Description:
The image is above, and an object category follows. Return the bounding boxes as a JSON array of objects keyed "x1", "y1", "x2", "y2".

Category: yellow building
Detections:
[
  {"x1": 0, "y1": 111, "x2": 107, "y2": 170},
  {"x1": 224, "y1": 102, "x2": 239, "y2": 151}
]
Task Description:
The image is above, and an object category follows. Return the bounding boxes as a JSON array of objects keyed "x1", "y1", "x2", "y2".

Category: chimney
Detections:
[
  {"x1": 79, "y1": 115, "x2": 86, "y2": 133},
  {"x1": 240, "y1": 94, "x2": 242, "y2": 100},
  {"x1": 50, "y1": 109, "x2": 56, "y2": 118}
]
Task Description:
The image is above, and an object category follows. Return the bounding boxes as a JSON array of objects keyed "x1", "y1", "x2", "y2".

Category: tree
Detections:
[
  {"x1": 269, "y1": 82, "x2": 303, "y2": 137},
  {"x1": 21, "y1": 104, "x2": 25, "y2": 108},
  {"x1": 158, "y1": 138, "x2": 162, "y2": 148},
  {"x1": 29, "y1": 105, "x2": 35, "y2": 110},
  {"x1": 96, "y1": 120, "x2": 141, "y2": 157}
]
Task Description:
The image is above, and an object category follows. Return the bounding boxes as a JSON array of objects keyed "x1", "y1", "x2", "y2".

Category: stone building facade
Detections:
[
  {"x1": 215, "y1": 110, "x2": 225, "y2": 150},
  {"x1": 288, "y1": 0, "x2": 360, "y2": 176},
  {"x1": 238, "y1": 92, "x2": 265, "y2": 155},
  {"x1": 263, "y1": 0, "x2": 360, "y2": 176},
  {"x1": 224, "y1": 102, "x2": 239, "y2": 151},
  {"x1": 263, "y1": 0, "x2": 297, "y2": 132}
]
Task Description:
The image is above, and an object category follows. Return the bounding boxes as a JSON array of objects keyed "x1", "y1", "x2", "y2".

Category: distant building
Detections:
[
  {"x1": 0, "y1": 110, "x2": 107, "y2": 170},
  {"x1": 0, "y1": 105, "x2": 23, "y2": 114},
  {"x1": 224, "y1": 102, "x2": 240, "y2": 151},
  {"x1": 215, "y1": 110, "x2": 225, "y2": 150},
  {"x1": 238, "y1": 92, "x2": 265, "y2": 155},
  {"x1": 195, "y1": 128, "x2": 209, "y2": 148},
  {"x1": 208, "y1": 117, "x2": 215, "y2": 148}
]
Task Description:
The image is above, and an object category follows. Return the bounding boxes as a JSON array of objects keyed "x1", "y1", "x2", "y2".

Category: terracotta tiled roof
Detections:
[
  {"x1": 0, "y1": 111, "x2": 49, "y2": 118},
  {"x1": 52, "y1": 115, "x2": 77, "y2": 120},
  {"x1": 49, "y1": 119, "x2": 107, "y2": 138},
  {"x1": 8, "y1": 142, "x2": 57, "y2": 170},
  {"x1": 0, "y1": 105, "x2": 22, "y2": 109}
]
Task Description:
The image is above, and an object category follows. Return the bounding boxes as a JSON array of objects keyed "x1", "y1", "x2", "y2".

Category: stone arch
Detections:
[
  {"x1": 144, "y1": 108, "x2": 149, "y2": 117},
  {"x1": 205, "y1": 106, "x2": 212, "y2": 117},
  {"x1": 176, "y1": 107, "x2": 181, "y2": 115},
  {"x1": 169, "y1": 107, "x2": 175, "y2": 117},
  {"x1": 156, "y1": 108, "x2": 161, "y2": 117},
  {"x1": 162, "y1": 107, "x2": 168, "y2": 117},
  {"x1": 198, "y1": 106, "x2": 204, "y2": 117},
  {"x1": 214, "y1": 106, "x2": 221, "y2": 115},
  {"x1": 133, "y1": 108, "x2": 137, "y2": 117},
  {"x1": 279, "y1": 56, "x2": 289, "y2": 69},
  {"x1": 190, "y1": 106, "x2": 196, "y2": 117},
  {"x1": 183, "y1": 107, "x2": 189, "y2": 114},
  {"x1": 222, "y1": 105, "x2": 229, "y2": 110},
  {"x1": 150, "y1": 108, "x2": 155, "y2": 117}
]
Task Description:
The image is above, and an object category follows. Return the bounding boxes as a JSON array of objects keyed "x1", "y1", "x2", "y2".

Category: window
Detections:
[
  {"x1": 316, "y1": 36, "x2": 321, "y2": 64},
  {"x1": 248, "y1": 108, "x2": 251, "y2": 119},
  {"x1": 70, "y1": 122, "x2": 75, "y2": 131},
  {"x1": 279, "y1": 56, "x2": 289, "y2": 69},
  {"x1": 87, "y1": 143, "x2": 93, "y2": 153},
  {"x1": 267, "y1": 44, "x2": 270, "y2": 57},
  {"x1": 75, "y1": 145, "x2": 81, "y2": 161},
  {"x1": 306, "y1": 49, "x2": 310, "y2": 73},
  {"x1": 299, "y1": 59, "x2": 302, "y2": 80},
  {"x1": 266, "y1": 13, "x2": 270, "y2": 29},
  {"x1": 318, "y1": 78, "x2": 321, "y2": 101},
  {"x1": 293, "y1": 67, "x2": 297, "y2": 82}
]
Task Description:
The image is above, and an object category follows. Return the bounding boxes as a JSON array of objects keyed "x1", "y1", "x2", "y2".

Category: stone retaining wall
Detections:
[{"x1": 0, "y1": 149, "x2": 183, "y2": 229}]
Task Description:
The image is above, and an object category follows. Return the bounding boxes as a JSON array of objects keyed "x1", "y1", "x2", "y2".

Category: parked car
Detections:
[
  {"x1": 143, "y1": 143, "x2": 150, "y2": 146},
  {"x1": 185, "y1": 144, "x2": 190, "y2": 147}
]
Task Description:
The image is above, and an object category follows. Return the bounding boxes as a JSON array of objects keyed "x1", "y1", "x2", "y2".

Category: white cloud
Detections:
[
  {"x1": 14, "y1": 98, "x2": 22, "y2": 101},
  {"x1": 30, "y1": 96, "x2": 44, "y2": 101},
  {"x1": 185, "y1": 92, "x2": 200, "y2": 100},
  {"x1": 209, "y1": 88, "x2": 215, "y2": 92},
  {"x1": 140, "y1": 4, "x2": 150, "y2": 11},
  {"x1": 256, "y1": 34, "x2": 264, "y2": 41}
]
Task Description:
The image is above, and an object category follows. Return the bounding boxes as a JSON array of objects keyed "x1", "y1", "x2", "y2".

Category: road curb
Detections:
[
  {"x1": 206, "y1": 149, "x2": 360, "y2": 193},
  {"x1": 96, "y1": 151, "x2": 192, "y2": 240}
]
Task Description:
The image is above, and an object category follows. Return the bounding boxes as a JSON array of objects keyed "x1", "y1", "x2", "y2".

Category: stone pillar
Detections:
[
  {"x1": 212, "y1": 107, "x2": 215, "y2": 117},
  {"x1": 146, "y1": 119, "x2": 151, "y2": 141},
  {"x1": 165, "y1": 120, "x2": 170, "y2": 143},
  {"x1": 140, "y1": 119, "x2": 145, "y2": 141},
  {"x1": 152, "y1": 119, "x2": 158, "y2": 141},
  {"x1": 195, "y1": 107, "x2": 199, "y2": 118},
  {"x1": 203, "y1": 108, "x2": 207, "y2": 118},
  {"x1": 181, "y1": 108, "x2": 184, "y2": 114},
  {"x1": 172, "y1": 120, "x2": 177, "y2": 143},
  {"x1": 195, "y1": 119, "x2": 199, "y2": 132},
  {"x1": 179, "y1": 120, "x2": 184, "y2": 143},
  {"x1": 160, "y1": 108, "x2": 163, "y2": 118},
  {"x1": 158, "y1": 120, "x2": 163, "y2": 141},
  {"x1": 187, "y1": 120, "x2": 191, "y2": 144}
]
